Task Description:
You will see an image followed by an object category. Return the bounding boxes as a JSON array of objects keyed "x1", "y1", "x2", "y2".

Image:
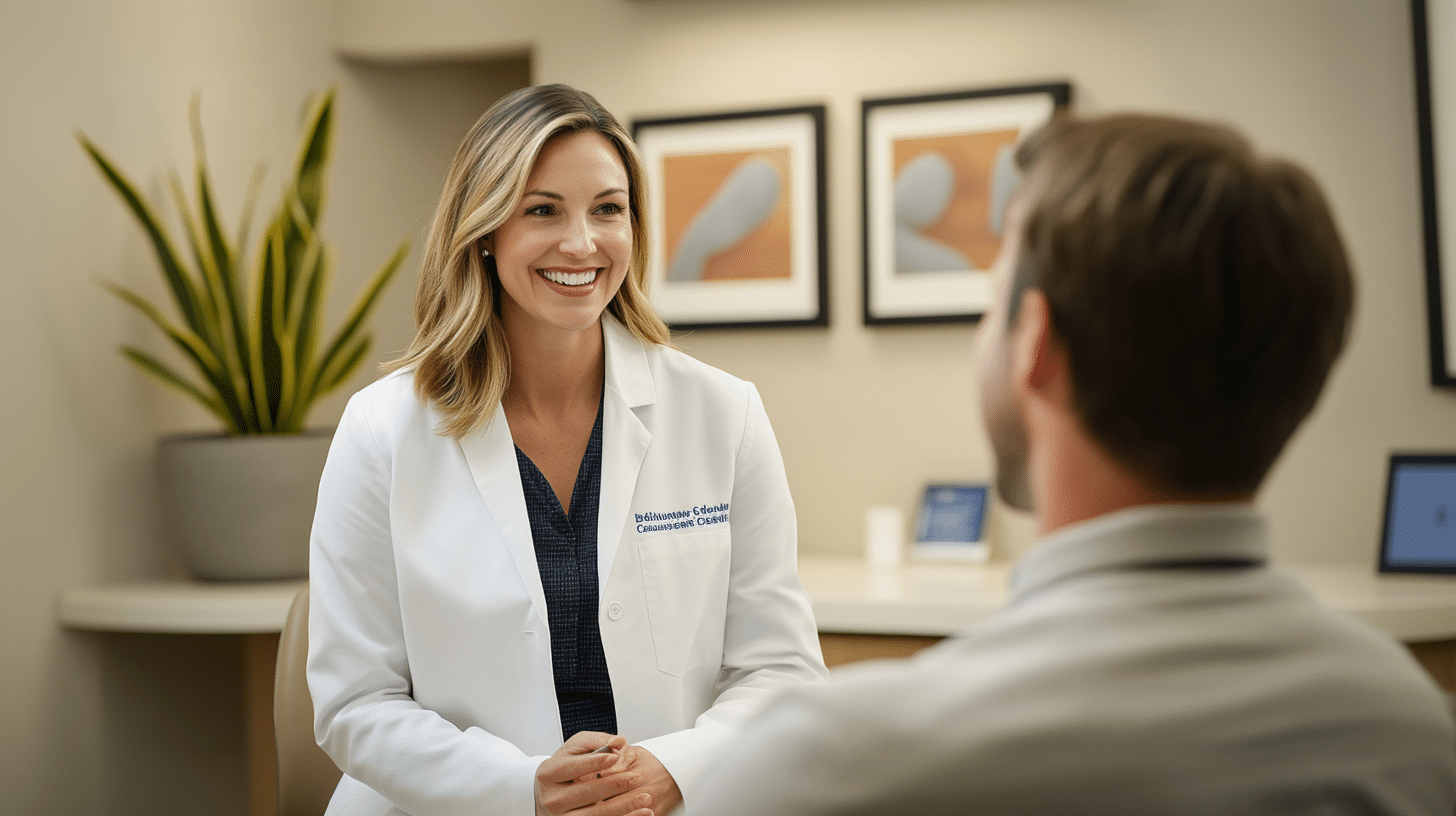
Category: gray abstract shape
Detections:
[
  {"x1": 894, "y1": 151, "x2": 956, "y2": 229},
  {"x1": 893, "y1": 150, "x2": 970, "y2": 274},
  {"x1": 667, "y1": 157, "x2": 781, "y2": 283},
  {"x1": 895, "y1": 229, "x2": 972, "y2": 274},
  {"x1": 989, "y1": 143, "x2": 1019, "y2": 235}
]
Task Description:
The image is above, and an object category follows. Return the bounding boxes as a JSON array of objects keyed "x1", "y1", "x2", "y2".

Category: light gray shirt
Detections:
[{"x1": 692, "y1": 504, "x2": 1456, "y2": 816}]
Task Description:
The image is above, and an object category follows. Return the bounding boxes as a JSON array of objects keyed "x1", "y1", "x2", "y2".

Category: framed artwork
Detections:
[
  {"x1": 861, "y1": 83, "x2": 1071, "y2": 325},
  {"x1": 632, "y1": 105, "x2": 828, "y2": 329},
  {"x1": 1413, "y1": 0, "x2": 1456, "y2": 385}
]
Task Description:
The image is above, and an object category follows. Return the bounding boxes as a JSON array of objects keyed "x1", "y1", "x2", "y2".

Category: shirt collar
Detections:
[
  {"x1": 1007, "y1": 503, "x2": 1268, "y2": 603},
  {"x1": 602, "y1": 314, "x2": 655, "y2": 409}
]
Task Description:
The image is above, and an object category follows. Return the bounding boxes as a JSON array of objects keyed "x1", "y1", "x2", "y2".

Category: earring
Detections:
[{"x1": 481, "y1": 247, "x2": 492, "y2": 260}]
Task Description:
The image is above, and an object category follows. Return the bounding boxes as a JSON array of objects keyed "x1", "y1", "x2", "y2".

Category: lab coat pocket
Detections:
[{"x1": 638, "y1": 529, "x2": 732, "y2": 677}]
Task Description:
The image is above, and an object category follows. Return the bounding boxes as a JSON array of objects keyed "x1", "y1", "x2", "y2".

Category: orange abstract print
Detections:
[
  {"x1": 661, "y1": 147, "x2": 793, "y2": 281},
  {"x1": 891, "y1": 128, "x2": 1019, "y2": 272}
]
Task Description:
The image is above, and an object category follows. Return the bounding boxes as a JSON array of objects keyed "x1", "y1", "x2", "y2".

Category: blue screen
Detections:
[
  {"x1": 916, "y1": 484, "x2": 988, "y2": 544},
  {"x1": 1384, "y1": 464, "x2": 1456, "y2": 567}
]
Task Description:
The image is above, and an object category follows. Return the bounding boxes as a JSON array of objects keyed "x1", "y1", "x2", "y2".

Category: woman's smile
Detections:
[{"x1": 539, "y1": 266, "x2": 602, "y2": 289}]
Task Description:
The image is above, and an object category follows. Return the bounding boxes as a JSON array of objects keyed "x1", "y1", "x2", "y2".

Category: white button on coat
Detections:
[{"x1": 607, "y1": 602, "x2": 624, "y2": 621}]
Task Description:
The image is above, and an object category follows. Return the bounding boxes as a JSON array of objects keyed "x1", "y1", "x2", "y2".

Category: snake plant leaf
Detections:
[
  {"x1": 188, "y1": 96, "x2": 240, "y2": 298},
  {"x1": 291, "y1": 88, "x2": 333, "y2": 232},
  {"x1": 119, "y1": 346, "x2": 238, "y2": 432},
  {"x1": 191, "y1": 163, "x2": 255, "y2": 412},
  {"x1": 218, "y1": 162, "x2": 267, "y2": 411},
  {"x1": 168, "y1": 173, "x2": 228, "y2": 353},
  {"x1": 251, "y1": 92, "x2": 333, "y2": 430},
  {"x1": 308, "y1": 240, "x2": 406, "y2": 406},
  {"x1": 275, "y1": 237, "x2": 329, "y2": 434},
  {"x1": 235, "y1": 163, "x2": 265, "y2": 278},
  {"x1": 316, "y1": 336, "x2": 373, "y2": 408},
  {"x1": 163, "y1": 176, "x2": 257, "y2": 425},
  {"x1": 272, "y1": 233, "x2": 327, "y2": 432},
  {"x1": 293, "y1": 240, "x2": 330, "y2": 385},
  {"x1": 79, "y1": 136, "x2": 209, "y2": 336},
  {"x1": 250, "y1": 224, "x2": 289, "y2": 433},
  {"x1": 187, "y1": 102, "x2": 251, "y2": 382},
  {"x1": 268, "y1": 91, "x2": 332, "y2": 330},
  {"x1": 104, "y1": 281, "x2": 251, "y2": 432}
]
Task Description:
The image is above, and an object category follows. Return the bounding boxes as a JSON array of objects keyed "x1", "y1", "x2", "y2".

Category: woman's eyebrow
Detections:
[{"x1": 521, "y1": 188, "x2": 627, "y2": 200}]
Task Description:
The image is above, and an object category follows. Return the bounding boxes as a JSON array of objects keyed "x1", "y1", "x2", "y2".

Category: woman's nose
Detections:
[{"x1": 560, "y1": 216, "x2": 597, "y2": 257}]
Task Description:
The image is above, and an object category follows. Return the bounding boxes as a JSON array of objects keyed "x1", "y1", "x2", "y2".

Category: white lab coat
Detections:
[{"x1": 307, "y1": 316, "x2": 828, "y2": 816}]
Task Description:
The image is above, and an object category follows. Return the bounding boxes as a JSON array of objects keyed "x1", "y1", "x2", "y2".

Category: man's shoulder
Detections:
[{"x1": 816, "y1": 569, "x2": 1455, "y2": 754}]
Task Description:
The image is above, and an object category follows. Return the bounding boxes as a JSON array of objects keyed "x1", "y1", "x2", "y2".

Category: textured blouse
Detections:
[{"x1": 513, "y1": 396, "x2": 616, "y2": 741}]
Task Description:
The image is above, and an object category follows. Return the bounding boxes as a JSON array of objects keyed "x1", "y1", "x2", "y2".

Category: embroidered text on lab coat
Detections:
[{"x1": 635, "y1": 502, "x2": 731, "y2": 534}]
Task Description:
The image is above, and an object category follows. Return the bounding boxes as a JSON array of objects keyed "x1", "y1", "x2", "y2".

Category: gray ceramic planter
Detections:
[{"x1": 157, "y1": 430, "x2": 333, "y2": 581}]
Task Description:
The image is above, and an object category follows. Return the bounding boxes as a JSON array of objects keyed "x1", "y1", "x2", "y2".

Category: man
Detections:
[{"x1": 691, "y1": 114, "x2": 1456, "y2": 815}]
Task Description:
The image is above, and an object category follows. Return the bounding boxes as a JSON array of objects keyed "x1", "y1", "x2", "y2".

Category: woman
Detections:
[{"x1": 307, "y1": 83, "x2": 827, "y2": 816}]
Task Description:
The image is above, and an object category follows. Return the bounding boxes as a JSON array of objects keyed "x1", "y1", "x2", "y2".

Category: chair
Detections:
[{"x1": 274, "y1": 584, "x2": 343, "y2": 816}]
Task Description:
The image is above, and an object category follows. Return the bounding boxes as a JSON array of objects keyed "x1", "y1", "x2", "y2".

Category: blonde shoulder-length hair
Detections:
[{"x1": 387, "y1": 84, "x2": 671, "y2": 438}]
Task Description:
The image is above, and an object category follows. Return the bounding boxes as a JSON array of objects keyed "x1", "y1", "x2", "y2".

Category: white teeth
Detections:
[{"x1": 541, "y1": 268, "x2": 598, "y2": 286}]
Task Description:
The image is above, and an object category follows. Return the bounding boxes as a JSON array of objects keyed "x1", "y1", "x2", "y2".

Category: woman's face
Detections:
[{"x1": 487, "y1": 130, "x2": 633, "y2": 341}]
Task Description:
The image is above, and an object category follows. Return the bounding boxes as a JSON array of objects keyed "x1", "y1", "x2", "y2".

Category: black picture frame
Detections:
[
  {"x1": 861, "y1": 82, "x2": 1071, "y2": 325},
  {"x1": 1412, "y1": 0, "x2": 1456, "y2": 385},
  {"x1": 631, "y1": 105, "x2": 829, "y2": 330}
]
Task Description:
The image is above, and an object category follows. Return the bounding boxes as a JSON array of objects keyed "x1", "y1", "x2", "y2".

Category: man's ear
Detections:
[{"x1": 1010, "y1": 289, "x2": 1069, "y2": 401}]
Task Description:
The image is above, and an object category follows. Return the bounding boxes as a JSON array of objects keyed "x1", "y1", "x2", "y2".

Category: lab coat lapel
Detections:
[
  {"x1": 458, "y1": 402, "x2": 549, "y2": 629},
  {"x1": 599, "y1": 318, "x2": 654, "y2": 587}
]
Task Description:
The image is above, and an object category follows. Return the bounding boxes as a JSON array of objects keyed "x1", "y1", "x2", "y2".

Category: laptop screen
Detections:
[{"x1": 1379, "y1": 453, "x2": 1456, "y2": 574}]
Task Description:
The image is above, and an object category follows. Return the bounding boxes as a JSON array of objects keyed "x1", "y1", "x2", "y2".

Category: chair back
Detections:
[{"x1": 275, "y1": 584, "x2": 342, "y2": 816}]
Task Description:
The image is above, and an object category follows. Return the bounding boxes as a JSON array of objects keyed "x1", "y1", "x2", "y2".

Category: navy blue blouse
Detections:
[{"x1": 514, "y1": 396, "x2": 617, "y2": 741}]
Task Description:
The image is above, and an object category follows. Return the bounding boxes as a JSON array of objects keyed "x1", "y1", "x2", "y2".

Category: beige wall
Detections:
[
  {"x1": 4, "y1": 0, "x2": 1453, "y2": 813},
  {"x1": 339, "y1": 0, "x2": 1456, "y2": 562}
]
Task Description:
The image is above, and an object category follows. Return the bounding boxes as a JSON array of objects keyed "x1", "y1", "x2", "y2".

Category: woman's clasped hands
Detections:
[{"x1": 535, "y1": 733, "x2": 683, "y2": 816}]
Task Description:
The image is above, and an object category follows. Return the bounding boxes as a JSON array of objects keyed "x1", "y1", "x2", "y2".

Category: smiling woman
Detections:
[{"x1": 304, "y1": 83, "x2": 829, "y2": 816}]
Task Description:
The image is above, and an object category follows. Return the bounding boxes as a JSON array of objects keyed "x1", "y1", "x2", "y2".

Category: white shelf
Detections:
[
  {"x1": 798, "y1": 556, "x2": 1456, "y2": 643},
  {"x1": 56, "y1": 560, "x2": 1456, "y2": 644},
  {"x1": 798, "y1": 557, "x2": 1009, "y2": 637},
  {"x1": 57, "y1": 579, "x2": 306, "y2": 634}
]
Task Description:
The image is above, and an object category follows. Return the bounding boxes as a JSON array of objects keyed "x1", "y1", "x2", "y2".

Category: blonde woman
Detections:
[{"x1": 307, "y1": 84, "x2": 827, "y2": 816}]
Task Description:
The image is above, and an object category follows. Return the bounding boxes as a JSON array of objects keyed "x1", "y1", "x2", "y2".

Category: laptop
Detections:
[{"x1": 1378, "y1": 453, "x2": 1456, "y2": 574}]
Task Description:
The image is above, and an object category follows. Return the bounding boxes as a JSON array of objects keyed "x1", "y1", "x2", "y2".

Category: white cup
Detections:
[{"x1": 864, "y1": 505, "x2": 905, "y2": 567}]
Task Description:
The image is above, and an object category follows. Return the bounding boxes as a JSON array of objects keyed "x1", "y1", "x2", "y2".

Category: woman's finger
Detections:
[{"x1": 541, "y1": 750, "x2": 619, "y2": 786}]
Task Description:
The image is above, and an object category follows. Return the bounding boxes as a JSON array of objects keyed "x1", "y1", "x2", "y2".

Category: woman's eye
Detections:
[
  {"x1": 525, "y1": 204, "x2": 555, "y2": 216},
  {"x1": 596, "y1": 202, "x2": 626, "y2": 216}
]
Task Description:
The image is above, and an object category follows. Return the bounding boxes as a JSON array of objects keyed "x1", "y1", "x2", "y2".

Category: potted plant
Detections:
[{"x1": 80, "y1": 88, "x2": 407, "y2": 580}]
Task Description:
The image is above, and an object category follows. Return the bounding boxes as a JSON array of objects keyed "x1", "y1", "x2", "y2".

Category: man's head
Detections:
[{"x1": 979, "y1": 114, "x2": 1354, "y2": 507}]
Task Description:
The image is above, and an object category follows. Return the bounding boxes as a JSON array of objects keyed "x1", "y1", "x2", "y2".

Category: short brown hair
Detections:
[
  {"x1": 1011, "y1": 114, "x2": 1354, "y2": 496},
  {"x1": 387, "y1": 84, "x2": 670, "y2": 438}
]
